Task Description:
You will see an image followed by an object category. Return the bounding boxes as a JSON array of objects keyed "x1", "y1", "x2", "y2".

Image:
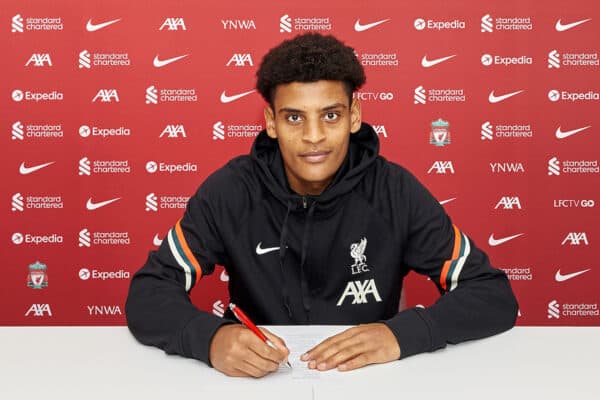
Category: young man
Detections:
[{"x1": 126, "y1": 33, "x2": 518, "y2": 377}]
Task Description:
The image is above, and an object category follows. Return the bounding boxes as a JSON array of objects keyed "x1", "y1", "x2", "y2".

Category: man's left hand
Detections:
[{"x1": 300, "y1": 323, "x2": 401, "y2": 371}]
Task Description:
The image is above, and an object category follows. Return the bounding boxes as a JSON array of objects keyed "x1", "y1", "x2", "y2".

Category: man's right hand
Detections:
[{"x1": 209, "y1": 324, "x2": 290, "y2": 377}]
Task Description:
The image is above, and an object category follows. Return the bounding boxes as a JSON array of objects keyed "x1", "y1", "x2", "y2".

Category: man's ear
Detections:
[
  {"x1": 350, "y1": 98, "x2": 362, "y2": 134},
  {"x1": 264, "y1": 106, "x2": 277, "y2": 139}
]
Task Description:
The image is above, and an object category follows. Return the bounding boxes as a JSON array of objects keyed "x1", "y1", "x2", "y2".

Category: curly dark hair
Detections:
[{"x1": 256, "y1": 33, "x2": 366, "y2": 107}]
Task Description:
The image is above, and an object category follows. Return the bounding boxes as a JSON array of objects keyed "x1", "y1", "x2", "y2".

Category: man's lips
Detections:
[{"x1": 299, "y1": 150, "x2": 331, "y2": 163}]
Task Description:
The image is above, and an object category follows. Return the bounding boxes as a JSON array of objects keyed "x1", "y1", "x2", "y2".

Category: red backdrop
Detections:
[{"x1": 2, "y1": 0, "x2": 599, "y2": 325}]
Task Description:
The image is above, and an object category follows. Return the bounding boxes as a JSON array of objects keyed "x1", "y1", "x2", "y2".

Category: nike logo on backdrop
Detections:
[
  {"x1": 256, "y1": 242, "x2": 280, "y2": 255},
  {"x1": 439, "y1": 198, "x2": 456, "y2": 205},
  {"x1": 555, "y1": 18, "x2": 591, "y2": 32},
  {"x1": 354, "y1": 18, "x2": 391, "y2": 32},
  {"x1": 555, "y1": 268, "x2": 591, "y2": 282},
  {"x1": 86, "y1": 197, "x2": 121, "y2": 210},
  {"x1": 488, "y1": 90, "x2": 524, "y2": 104},
  {"x1": 153, "y1": 234, "x2": 163, "y2": 246},
  {"x1": 421, "y1": 54, "x2": 456, "y2": 68},
  {"x1": 153, "y1": 54, "x2": 189, "y2": 68},
  {"x1": 19, "y1": 161, "x2": 54, "y2": 175},
  {"x1": 488, "y1": 233, "x2": 524, "y2": 246},
  {"x1": 86, "y1": 18, "x2": 121, "y2": 32},
  {"x1": 220, "y1": 89, "x2": 256, "y2": 103},
  {"x1": 555, "y1": 125, "x2": 591, "y2": 139}
]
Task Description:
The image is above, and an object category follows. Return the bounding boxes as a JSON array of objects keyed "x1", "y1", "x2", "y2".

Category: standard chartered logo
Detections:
[
  {"x1": 413, "y1": 86, "x2": 426, "y2": 104},
  {"x1": 213, "y1": 121, "x2": 225, "y2": 140},
  {"x1": 145, "y1": 86, "x2": 158, "y2": 104},
  {"x1": 12, "y1": 14, "x2": 24, "y2": 33},
  {"x1": 481, "y1": 121, "x2": 493, "y2": 140},
  {"x1": 79, "y1": 50, "x2": 91, "y2": 69},
  {"x1": 481, "y1": 14, "x2": 493, "y2": 32},
  {"x1": 12, "y1": 121, "x2": 25, "y2": 140},
  {"x1": 548, "y1": 50, "x2": 560, "y2": 68},
  {"x1": 548, "y1": 300, "x2": 560, "y2": 319},
  {"x1": 280, "y1": 14, "x2": 292, "y2": 32},
  {"x1": 79, "y1": 228, "x2": 91, "y2": 247},
  {"x1": 145, "y1": 193, "x2": 158, "y2": 211},
  {"x1": 11, "y1": 193, "x2": 24, "y2": 212},
  {"x1": 79, "y1": 157, "x2": 91, "y2": 175},
  {"x1": 548, "y1": 157, "x2": 560, "y2": 176}
]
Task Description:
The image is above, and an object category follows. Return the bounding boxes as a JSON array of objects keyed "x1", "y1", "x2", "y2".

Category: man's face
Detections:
[{"x1": 264, "y1": 80, "x2": 362, "y2": 196}]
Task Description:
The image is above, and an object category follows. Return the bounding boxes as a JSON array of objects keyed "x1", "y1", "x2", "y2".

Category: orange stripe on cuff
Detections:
[
  {"x1": 175, "y1": 219, "x2": 203, "y2": 286},
  {"x1": 439, "y1": 224, "x2": 461, "y2": 291}
]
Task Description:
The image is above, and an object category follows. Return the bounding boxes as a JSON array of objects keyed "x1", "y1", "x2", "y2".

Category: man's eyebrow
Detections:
[{"x1": 277, "y1": 103, "x2": 348, "y2": 114}]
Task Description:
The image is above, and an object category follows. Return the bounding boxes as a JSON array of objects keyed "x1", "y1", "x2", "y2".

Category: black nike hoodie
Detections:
[{"x1": 126, "y1": 123, "x2": 518, "y2": 365}]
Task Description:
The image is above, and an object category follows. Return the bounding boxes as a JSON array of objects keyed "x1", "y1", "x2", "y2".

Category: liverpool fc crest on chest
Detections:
[{"x1": 349, "y1": 237, "x2": 370, "y2": 275}]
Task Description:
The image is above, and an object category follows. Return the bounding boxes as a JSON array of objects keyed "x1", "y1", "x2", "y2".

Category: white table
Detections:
[{"x1": 1, "y1": 326, "x2": 598, "y2": 400}]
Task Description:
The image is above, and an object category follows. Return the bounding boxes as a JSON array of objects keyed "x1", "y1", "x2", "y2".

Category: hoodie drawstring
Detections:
[
  {"x1": 299, "y1": 200, "x2": 316, "y2": 319},
  {"x1": 279, "y1": 201, "x2": 293, "y2": 319}
]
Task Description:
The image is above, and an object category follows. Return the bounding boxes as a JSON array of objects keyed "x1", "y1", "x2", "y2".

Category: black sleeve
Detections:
[
  {"x1": 382, "y1": 170, "x2": 519, "y2": 358},
  {"x1": 125, "y1": 175, "x2": 235, "y2": 365}
]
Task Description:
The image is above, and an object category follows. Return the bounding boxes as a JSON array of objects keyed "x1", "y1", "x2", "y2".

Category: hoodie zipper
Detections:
[{"x1": 302, "y1": 196, "x2": 308, "y2": 209}]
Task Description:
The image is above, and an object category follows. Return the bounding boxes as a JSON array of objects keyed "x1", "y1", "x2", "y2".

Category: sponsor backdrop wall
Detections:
[{"x1": 2, "y1": 0, "x2": 599, "y2": 325}]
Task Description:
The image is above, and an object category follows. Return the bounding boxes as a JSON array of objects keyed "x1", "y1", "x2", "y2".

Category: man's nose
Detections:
[{"x1": 302, "y1": 119, "x2": 325, "y2": 143}]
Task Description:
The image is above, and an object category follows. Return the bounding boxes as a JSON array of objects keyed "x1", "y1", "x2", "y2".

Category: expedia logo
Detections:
[
  {"x1": 12, "y1": 232, "x2": 63, "y2": 245},
  {"x1": 79, "y1": 50, "x2": 131, "y2": 69},
  {"x1": 12, "y1": 89, "x2": 63, "y2": 103},
  {"x1": 145, "y1": 161, "x2": 198, "y2": 174},
  {"x1": 78, "y1": 125, "x2": 130, "y2": 138},
  {"x1": 548, "y1": 89, "x2": 600, "y2": 102},
  {"x1": 279, "y1": 14, "x2": 331, "y2": 32},
  {"x1": 414, "y1": 18, "x2": 465, "y2": 31},
  {"x1": 78, "y1": 228, "x2": 131, "y2": 247},
  {"x1": 78, "y1": 268, "x2": 130, "y2": 281},
  {"x1": 145, "y1": 85, "x2": 197, "y2": 104},
  {"x1": 12, "y1": 14, "x2": 63, "y2": 32},
  {"x1": 481, "y1": 53, "x2": 533, "y2": 66}
]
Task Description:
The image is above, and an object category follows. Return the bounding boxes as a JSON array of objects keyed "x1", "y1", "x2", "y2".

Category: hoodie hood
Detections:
[
  {"x1": 250, "y1": 122, "x2": 380, "y2": 211},
  {"x1": 250, "y1": 122, "x2": 380, "y2": 321}
]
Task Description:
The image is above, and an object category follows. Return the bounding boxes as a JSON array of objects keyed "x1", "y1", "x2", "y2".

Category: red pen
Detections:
[{"x1": 229, "y1": 303, "x2": 291, "y2": 368}]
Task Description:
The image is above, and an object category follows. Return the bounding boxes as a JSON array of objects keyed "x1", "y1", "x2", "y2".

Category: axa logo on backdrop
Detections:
[
  {"x1": 226, "y1": 54, "x2": 253, "y2": 67},
  {"x1": 495, "y1": 197, "x2": 522, "y2": 210},
  {"x1": 25, "y1": 53, "x2": 52, "y2": 67},
  {"x1": 159, "y1": 18, "x2": 186, "y2": 30},
  {"x1": 25, "y1": 304, "x2": 52, "y2": 317},
  {"x1": 160, "y1": 125, "x2": 186, "y2": 138},
  {"x1": 561, "y1": 232, "x2": 589, "y2": 246},
  {"x1": 92, "y1": 89, "x2": 120, "y2": 103},
  {"x1": 428, "y1": 161, "x2": 455, "y2": 174}
]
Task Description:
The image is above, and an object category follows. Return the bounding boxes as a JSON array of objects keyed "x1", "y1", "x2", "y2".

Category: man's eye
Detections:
[
  {"x1": 324, "y1": 112, "x2": 339, "y2": 121},
  {"x1": 287, "y1": 114, "x2": 301, "y2": 123}
]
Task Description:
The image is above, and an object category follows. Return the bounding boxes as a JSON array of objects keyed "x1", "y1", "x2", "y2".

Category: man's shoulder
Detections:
[{"x1": 197, "y1": 155, "x2": 257, "y2": 199}]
